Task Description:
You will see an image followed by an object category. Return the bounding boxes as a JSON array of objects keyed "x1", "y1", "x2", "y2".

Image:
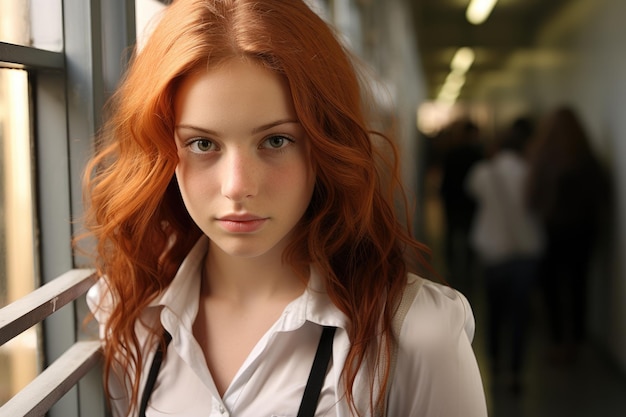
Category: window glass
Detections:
[
  {"x1": 0, "y1": 68, "x2": 39, "y2": 406},
  {"x1": 0, "y1": 0, "x2": 63, "y2": 51}
]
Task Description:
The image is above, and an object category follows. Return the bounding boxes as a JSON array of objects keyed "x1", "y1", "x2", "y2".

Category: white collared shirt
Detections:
[{"x1": 88, "y1": 236, "x2": 487, "y2": 417}]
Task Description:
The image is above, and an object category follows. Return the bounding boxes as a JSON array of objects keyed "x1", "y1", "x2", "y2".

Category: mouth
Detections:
[{"x1": 217, "y1": 214, "x2": 268, "y2": 233}]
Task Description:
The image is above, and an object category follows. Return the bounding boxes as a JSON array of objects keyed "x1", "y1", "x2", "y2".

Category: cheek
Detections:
[
  {"x1": 276, "y1": 160, "x2": 315, "y2": 205},
  {"x1": 175, "y1": 162, "x2": 213, "y2": 206},
  {"x1": 272, "y1": 154, "x2": 313, "y2": 186}
]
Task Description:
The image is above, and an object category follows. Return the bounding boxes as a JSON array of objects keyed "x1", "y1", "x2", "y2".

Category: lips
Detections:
[{"x1": 217, "y1": 214, "x2": 268, "y2": 233}]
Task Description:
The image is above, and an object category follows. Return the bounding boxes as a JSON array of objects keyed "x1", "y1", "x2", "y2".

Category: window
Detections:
[
  {"x1": 0, "y1": 0, "x2": 55, "y2": 405},
  {"x1": 0, "y1": 1, "x2": 136, "y2": 416},
  {"x1": 0, "y1": 67, "x2": 39, "y2": 407},
  {"x1": 0, "y1": 0, "x2": 63, "y2": 51}
]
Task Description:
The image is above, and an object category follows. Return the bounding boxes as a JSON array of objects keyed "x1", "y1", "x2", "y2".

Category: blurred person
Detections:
[
  {"x1": 439, "y1": 119, "x2": 484, "y2": 296},
  {"x1": 526, "y1": 106, "x2": 609, "y2": 364},
  {"x1": 466, "y1": 117, "x2": 544, "y2": 393}
]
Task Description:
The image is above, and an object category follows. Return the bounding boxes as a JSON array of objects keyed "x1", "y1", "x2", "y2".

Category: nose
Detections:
[{"x1": 221, "y1": 149, "x2": 258, "y2": 201}]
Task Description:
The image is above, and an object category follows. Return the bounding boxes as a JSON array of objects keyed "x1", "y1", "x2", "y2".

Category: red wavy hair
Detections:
[{"x1": 80, "y1": 0, "x2": 431, "y2": 415}]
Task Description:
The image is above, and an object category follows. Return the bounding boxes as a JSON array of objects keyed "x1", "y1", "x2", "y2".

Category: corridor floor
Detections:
[
  {"x1": 469, "y1": 286, "x2": 626, "y2": 417},
  {"x1": 420, "y1": 172, "x2": 625, "y2": 416}
]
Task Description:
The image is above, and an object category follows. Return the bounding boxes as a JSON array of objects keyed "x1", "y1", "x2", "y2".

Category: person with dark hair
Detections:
[
  {"x1": 526, "y1": 106, "x2": 609, "y2": 364},
  {"x1": 80, "y1": 1, "x2": 487, "y2": 416},
  {"x1": 439, "y1": 119, "x2": 483, "y2": 295}
]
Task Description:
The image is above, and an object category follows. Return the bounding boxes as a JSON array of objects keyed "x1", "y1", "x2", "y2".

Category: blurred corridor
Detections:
[{"x1": 412, "y1": 0, "x2": 626, "y2": 415}]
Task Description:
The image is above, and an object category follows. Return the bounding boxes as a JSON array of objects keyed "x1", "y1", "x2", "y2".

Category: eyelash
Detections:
[{"x1": 185, "y1": 135, "x2": 295, "y2": 154}]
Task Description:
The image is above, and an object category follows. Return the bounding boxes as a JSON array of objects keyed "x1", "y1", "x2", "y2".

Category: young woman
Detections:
[{"x1": 82, "y1": 1, "x2": 487, "y2": 416}]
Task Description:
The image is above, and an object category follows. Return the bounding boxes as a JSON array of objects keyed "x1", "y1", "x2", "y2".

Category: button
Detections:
[{"x1": 219, "y1": 405, "x2": 225, "y2": 414}]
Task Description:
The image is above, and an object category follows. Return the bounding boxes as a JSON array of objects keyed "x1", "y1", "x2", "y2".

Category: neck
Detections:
[{"x1": 202, "y1": 243, "x2": 306, "y2": 305}]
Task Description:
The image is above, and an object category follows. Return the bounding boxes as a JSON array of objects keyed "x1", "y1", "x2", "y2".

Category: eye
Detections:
[
  {"x1": 261, "y1": 135, "x2": 293, "y2": 150},
  {"x1": 188, "y1": 138, "x2": 216, "y2": 153}
]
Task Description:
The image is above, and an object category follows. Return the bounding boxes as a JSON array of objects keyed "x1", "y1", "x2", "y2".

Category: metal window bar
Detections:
[
  {"x1": 0, "y1": 269, "x2": 100, "y2": 417},
  {"x1": 0, "y1": 42, "x2": 64, "y2": 70}
]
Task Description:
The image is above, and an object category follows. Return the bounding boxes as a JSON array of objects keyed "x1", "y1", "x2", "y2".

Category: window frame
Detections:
[{"x1": 0, "y1": 1, "x2": 136, "y2": 416}]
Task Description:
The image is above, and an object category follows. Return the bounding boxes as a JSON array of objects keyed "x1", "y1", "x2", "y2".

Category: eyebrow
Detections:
[{"x1": 175, "y1": 119, "x2": 300, "y2": 136}]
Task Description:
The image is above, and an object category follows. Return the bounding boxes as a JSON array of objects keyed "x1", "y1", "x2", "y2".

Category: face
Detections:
[{"x1": 174, "y1": 59, "x2": 315, "y2": 260}]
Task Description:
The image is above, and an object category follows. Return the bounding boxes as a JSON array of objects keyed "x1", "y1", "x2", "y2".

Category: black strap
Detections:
[
  {"x1": 139, "y1": 331, "x2": 172, "y2": 417},
  {"x1": 296, "y1": 326, "x2": 337, "y2": 417},
  {"x1": 139, "y1": 326, "x2": 336, "y2": 417}
]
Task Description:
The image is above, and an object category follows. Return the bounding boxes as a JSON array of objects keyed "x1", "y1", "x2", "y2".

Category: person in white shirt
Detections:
[
  {"x1": 466, "y1": 118, "x2": 544, "y2": 393},
  {"x1": 81, "y1": 1, "x2": 488, "y2": 416}
]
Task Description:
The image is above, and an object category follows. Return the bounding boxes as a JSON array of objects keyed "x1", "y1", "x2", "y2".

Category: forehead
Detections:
[{"x1": 174, "y1": 59, "x2": 296, "y2": 123}]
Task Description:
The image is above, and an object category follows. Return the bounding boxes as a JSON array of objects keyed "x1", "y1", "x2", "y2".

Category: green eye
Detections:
[
  {"x1": 196, "y1": 140, "x2": 212, "y2": 151},
  {"x1": 268, "y1": 136, "x2": 285, "y2": 148},
  {"x1": 263, "y1": 135, "x2": 293, "y2": 150},
  {"x1": 189, "y1": 138, "x2": 215, "y2": 153}
]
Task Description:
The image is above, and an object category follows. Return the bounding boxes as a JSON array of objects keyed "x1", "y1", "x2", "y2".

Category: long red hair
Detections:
[{"x1": 81, "y1": 0, "x2": 430, "y2": 415}]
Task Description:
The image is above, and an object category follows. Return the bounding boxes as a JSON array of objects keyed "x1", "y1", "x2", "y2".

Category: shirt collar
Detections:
[
  {"x1": 294, "y1": 267, "x2": 348, "y2": 330},
  {"x1": 152, "y1": 235, "x2": 348, "y2": 332},
  {"x1": 151, "y1": 236, "x2": 208, "y2": 329}
]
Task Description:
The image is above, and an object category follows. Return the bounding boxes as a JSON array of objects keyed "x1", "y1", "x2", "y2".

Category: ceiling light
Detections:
[
  {"x1": 436, "y1": 88, "x2": 460, "y2": 105},
  {"x1": 466, "y1": 0, "x2": 498, "y2": 25},
  {"x1": 450, "y1": 47, "x2": 475, "y2": 73},
  {"x1": 444, "y1": 71, "x2": 466, "y2": 91}
]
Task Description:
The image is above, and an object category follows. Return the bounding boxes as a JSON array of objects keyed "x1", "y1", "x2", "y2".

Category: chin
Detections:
[{"x1": 210, "y1": 238, "x2": 283, "y2": 260}]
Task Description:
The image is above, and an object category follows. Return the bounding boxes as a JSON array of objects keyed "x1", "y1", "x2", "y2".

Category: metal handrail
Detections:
[
  {"x1": 0, "y1": 269, "x2": 97, "y2": 346},
  {"x1": 0, "y1": 341, "x2": 102, "y2": 417},
  {"x1": 0, "y1": 269, "x2": 102, "y2": 417}
]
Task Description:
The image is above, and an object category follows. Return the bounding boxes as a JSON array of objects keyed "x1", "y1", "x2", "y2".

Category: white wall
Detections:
[
  {"x1": 358, "y1": 0, "x2": 428, "y2": 232},
  {"x1": 328, "y1": 0, "x2": 427, "y2": 233}
]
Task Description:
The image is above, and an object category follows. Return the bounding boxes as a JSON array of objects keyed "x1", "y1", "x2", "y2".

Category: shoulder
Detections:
[
  {"x1": 386, "y1": 274, "x2": 487, "y2": 416},
  {"x1": 86, "y1": 277, "x2": 162, "y2": 341},
  {"x1": 399, "y1": 274, "x2": 475, "y2": 345},
  {"x1": 86, "y1": 278, "x2": 113, "y2": 331}
]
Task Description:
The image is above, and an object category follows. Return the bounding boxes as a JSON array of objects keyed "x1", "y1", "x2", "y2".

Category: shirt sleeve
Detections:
[
  {"x1": 387, "y1": 279, "x2": 488, "y2": 417},
  {"x1": 86, "y1": 279, "x2": 133, "y2": 417},
  {"x1": 86, "y1": 277, "x2": 112, "y2": 341}
]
